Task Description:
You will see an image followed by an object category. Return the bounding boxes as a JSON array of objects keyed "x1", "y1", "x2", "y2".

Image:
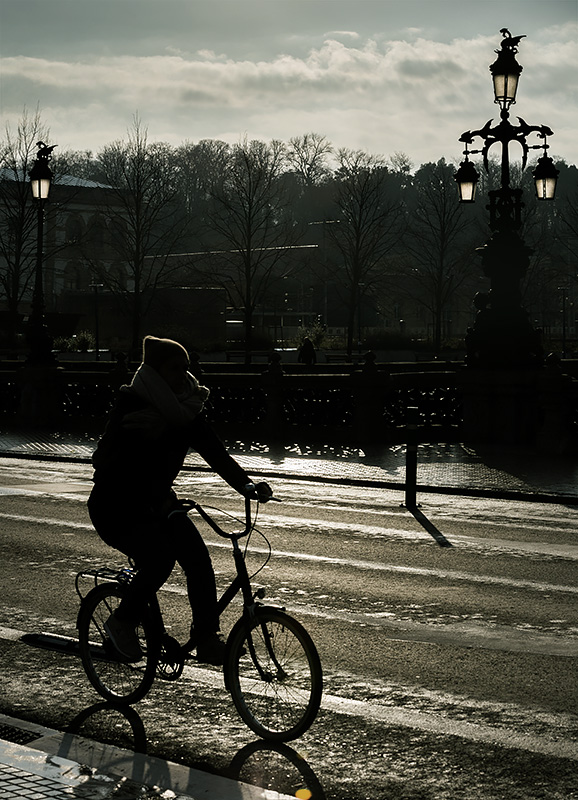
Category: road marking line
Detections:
[
  {"x1": 255, "y1": 512, "x2": 578, "y2": 558},
  {"x1": 0, "y1": 512, "x2": 93, "y2": 529},
  {"x1": 1, "y1": 511, "x2": 577, "y2": 595},
  {"x1": 0, "y1": 626, "x2": 26, "y2": 641},
  {"x1": 319, "y1": 693, "x2": 578, "y2": 761},
  {"x1": 213, "y1": 540, "x2": 578, "y2": 595},
  {"x1": 1, "y1": 624, "x2": 575, "y2": 761},
  {"x1": 152, "y1": 583, "x2": 578, "y2": 655}
]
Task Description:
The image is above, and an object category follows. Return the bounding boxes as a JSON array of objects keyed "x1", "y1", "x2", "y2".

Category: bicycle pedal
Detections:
[
  {"x1": 157, "y1": 660, "x2": 184, "y2": 680},
  {"x1": 158, "y1": 636, "x2": 185, "y2": 680}
]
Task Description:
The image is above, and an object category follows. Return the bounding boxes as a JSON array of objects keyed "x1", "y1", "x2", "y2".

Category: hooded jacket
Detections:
[{"x1": 91, "y1": 388, "x2": 250, "y2": 505}]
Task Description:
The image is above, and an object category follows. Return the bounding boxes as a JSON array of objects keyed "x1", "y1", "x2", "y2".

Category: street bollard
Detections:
[{"x1": 404, "y1": 406, "x2": 419, "y2": 509}]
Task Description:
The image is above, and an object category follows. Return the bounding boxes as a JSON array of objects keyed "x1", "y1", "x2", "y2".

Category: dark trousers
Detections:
[{"x1": 88, "y1": 486, "x2": 219, "y2": 639}]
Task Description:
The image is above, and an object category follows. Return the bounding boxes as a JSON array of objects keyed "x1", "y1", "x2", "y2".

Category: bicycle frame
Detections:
[
  {"x1": 79, "y1": 483, "x2": 278, "y2": 651},
  {"x1": 76, "y1": 491, "x2": 264, "y2": 633},
  {"x1": 175, "y1": 494, "x2": 269, "y2": 654}
]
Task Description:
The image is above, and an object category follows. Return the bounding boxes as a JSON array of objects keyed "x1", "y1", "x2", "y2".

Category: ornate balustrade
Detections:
[
  {"x1": 1, "y1": 361, "x2": 577, "y2": 448},
  {"x1": 0, "y1": 363, "x2": 463, "y2": 444}
]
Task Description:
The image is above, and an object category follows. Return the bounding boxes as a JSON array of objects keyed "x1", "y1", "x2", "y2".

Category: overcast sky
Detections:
[{"x1": 1, "y1": 0, "x2": 576, "y2": 169}]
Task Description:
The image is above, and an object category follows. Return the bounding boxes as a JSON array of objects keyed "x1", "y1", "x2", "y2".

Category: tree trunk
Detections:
[{"x1": 244, "y1": 308, "x2": 253, "y2": 365}]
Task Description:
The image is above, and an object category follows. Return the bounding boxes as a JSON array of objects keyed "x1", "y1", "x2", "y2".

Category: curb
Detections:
[
  {"x1": 0, "y1": 713, "x2": 294, "y2": 800},
  {"x1": 1, "y1": 446, "x2": 577, "y2": 505}
]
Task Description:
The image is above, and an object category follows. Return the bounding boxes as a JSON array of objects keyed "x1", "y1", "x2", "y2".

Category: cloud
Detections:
[
  {"x1": 1, "y1": 26, "x2": 576, "y2": 166},
  {"x1": 324, "y1": 30, "x2": 361, "y2": 40}
]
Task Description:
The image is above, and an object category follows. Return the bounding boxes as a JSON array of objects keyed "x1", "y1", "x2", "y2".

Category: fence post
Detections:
[
  {"x1": 404, "y1": 406, "x2": 419, "y2": 509},
  {"x1": 352, "y1": 358, "x2": 388, "y2": 442},
  {"x1": 261, "y1": 352, "x2": 285, "y2": 436},
  {"x1": 16, "y1": 364, "x2": 65, "y2": 426}
]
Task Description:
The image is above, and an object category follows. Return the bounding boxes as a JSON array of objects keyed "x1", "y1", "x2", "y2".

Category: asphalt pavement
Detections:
[{"x1": 1, "y1": 424, "x2": 577, "y2": 798}]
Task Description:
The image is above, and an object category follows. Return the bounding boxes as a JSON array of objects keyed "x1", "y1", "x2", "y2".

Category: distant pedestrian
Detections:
[{"x1": 298, "y1": 337, "x2": 316, "y2": 366}]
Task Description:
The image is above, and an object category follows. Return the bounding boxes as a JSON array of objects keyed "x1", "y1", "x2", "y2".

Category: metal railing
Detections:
[
  {"x1": 3, "y1": 360, "x2": 578, "y2": 451},
  {"x1": 0, "y1": 363, "x2": 463, "y2": 444}
]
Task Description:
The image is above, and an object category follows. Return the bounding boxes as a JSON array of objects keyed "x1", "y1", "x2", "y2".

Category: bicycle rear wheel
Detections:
[
  {"x1": 78, "y1": 583, "x2": 158, "y2": 704},
  {"x1": 226, "y1": 607, "x2": 322, "y2": 741}
]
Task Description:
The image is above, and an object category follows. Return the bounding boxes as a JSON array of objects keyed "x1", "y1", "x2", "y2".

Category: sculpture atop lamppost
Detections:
[
  {"x1": 455, "y1": 30, "x2": 559, "y2": 367},
  {"x1": 27, "y1": 140, "x2": 57, "y2": 365}
]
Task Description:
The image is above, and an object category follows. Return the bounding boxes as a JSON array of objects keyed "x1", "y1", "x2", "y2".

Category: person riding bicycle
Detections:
[{"x1": 87, "y1": 335, "x2": 272, "y2": 665}]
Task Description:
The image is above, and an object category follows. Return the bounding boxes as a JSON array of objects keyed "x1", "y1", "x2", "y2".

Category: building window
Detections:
[
  {"x1": 65, "y1": 215, "x2": 83, "y2": 244},
  {"x1": 63, "y1": 261, "x2": 81, "y2": 290},
  {"x1": 87, "y1": 215, "x2": 106, "y2": 251}
]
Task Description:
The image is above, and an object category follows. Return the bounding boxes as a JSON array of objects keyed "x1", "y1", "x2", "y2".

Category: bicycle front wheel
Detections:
[
  {"x1": 226, "y1": 607, "x2": 322, "y2": 741},
  {"x1": 77, "y1": 583, "x2": 158, "y2": 704}
]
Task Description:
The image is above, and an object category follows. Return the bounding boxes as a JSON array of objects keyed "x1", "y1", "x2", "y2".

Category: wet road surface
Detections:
[{"x1": 0, "y1": 457, "x2": 576, "y2": 799}]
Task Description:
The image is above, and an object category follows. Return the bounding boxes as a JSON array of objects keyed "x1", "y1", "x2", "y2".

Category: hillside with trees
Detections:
[{"x1": 1, "y1": 112, "x2": 576, "y2": 360}]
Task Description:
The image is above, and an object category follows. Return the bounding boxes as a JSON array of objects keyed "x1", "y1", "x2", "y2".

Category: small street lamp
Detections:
[
  {"x1": 455, "y1": 30, "x2": 559, "y2": 367},
  {"x1": 455, "y1": 149, "x2": 479, "y2": 203},
  {"x1": 27, "y1": 141, "x2": 57, "y2": 364},
  {"x1": 533, "y1": 145, "x2": 560, "y2": 201}
]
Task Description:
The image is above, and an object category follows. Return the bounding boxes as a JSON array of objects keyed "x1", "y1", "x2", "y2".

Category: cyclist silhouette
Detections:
[{"x1": 87, "y1": 335, "x2": 271, "y2": 664}]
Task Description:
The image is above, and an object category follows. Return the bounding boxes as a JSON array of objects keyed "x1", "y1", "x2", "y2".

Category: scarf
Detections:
[{"x1": 121, "y1": 363, "x2": 210, "y2": 434}]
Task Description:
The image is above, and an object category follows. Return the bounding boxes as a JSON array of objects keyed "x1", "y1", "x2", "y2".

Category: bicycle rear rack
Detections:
[{"x1": 75, "y1": 565, "x2": 136, "y2": 601}]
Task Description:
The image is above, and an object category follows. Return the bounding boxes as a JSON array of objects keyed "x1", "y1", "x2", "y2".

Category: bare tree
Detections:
[
  {"x1": 559, "y1": 197, "x2": 578, "y2": 261},
  {"x1": 287, "y1": 133, "x2": 333, "y2": 187},
  {"x1": 404, "y1": 159, "x2": 478, "y2": 352},
  {"x1": 329, "y1": 148, "x2": 404, "y2": 358},
  {"x1": 52, "y1": 149, "x2": 97, "y2": 182},
  {"x1": 174, "y1": 139, "x2": 229, "y2": 224},
  {"x1": 89, "y1": 116, "x2": 187, "y2": 353},
  {"x1": 202, "y1": 137, "x2": 302, "y2": 362},
  {"x1": 387, "y1": 152, "x2": 414, "y2": 189}
]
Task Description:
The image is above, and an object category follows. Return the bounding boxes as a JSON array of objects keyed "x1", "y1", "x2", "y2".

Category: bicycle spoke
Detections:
[
  {"x1": 227, "y1": 608, "x2": 322, "y2": 741},
  {"x1": 78, "y1": 583, "x2": 158, "y2": 704}
]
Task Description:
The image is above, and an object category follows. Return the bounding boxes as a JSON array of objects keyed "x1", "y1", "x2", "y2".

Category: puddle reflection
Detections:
[
  {"x1": 65, "y1": 702, "x2": 326, "y2": 800},
  {"x1": 67, "y1": 702, "x2": 147, "y2": 754},
  {"x1": 227, "y1": 739, "x2": 326, "y2": 800}
]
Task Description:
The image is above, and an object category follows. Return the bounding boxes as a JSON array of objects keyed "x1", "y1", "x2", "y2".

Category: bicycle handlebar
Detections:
[
  {"x1": 243, "y1": 481, "x2": 275, "y2": 503},
  {"x1": 174, "y1": 483, "x2": 278, "y2": 541}
]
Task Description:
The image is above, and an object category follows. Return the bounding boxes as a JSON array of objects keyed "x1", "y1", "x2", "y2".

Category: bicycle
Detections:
[{"x1": 76, "y1": 484, "x2": 323, "y2": 742}]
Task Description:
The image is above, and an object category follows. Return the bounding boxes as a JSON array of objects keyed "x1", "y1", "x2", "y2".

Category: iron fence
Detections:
[{"x1": 0, "y1": 364, "x2": 463, "y2": 443}]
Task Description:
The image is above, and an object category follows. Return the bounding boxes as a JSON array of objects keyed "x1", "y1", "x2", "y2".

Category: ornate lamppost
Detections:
[
  {"x1": 27, "y1": 141, "x2": 57, "y2": 364},
  {"x1": 17, "y1": 141, "x2": 65, "y2": 425},
  {"x1": 454, "y1": 30, "x2": 573, "y2": 450},
  {"x1": 455, "y1": 30, "x2": 559, "y2": 367}
]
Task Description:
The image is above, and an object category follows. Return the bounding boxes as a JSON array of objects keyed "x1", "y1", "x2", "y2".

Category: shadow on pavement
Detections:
[
  {"x1": 62, "y1": 701, "x2": 326, "y2": 800},
  {"x1": 407, "y1": 506, "x2": 453, "y2": 548}
]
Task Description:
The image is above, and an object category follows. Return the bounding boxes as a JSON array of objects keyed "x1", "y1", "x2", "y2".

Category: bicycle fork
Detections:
[{"x1": 227, "y1": 541, "x2": 287, "y2": 684}]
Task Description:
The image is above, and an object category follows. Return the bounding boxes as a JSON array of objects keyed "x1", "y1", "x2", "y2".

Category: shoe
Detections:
[
  {"x1": 104, "y1": 612, "x2": 143, "y2": 662},
  {"x1": 196, "y1": 632, "x2": 226, "y2": 666}
]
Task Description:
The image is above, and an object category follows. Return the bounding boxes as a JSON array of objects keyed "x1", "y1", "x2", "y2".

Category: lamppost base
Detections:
[
  {"x1": 460, "y1": 365, "x2": 575, "y2": 453},
  {"x1": 25, "y1": 317, "x2": 57, "y2": 367},
  {"x1": 16, "y1": 364, "x2": 64, "y2": 427},
  {"x1": 465, "y1": 302, "x2": 543, "y2": 369}
]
